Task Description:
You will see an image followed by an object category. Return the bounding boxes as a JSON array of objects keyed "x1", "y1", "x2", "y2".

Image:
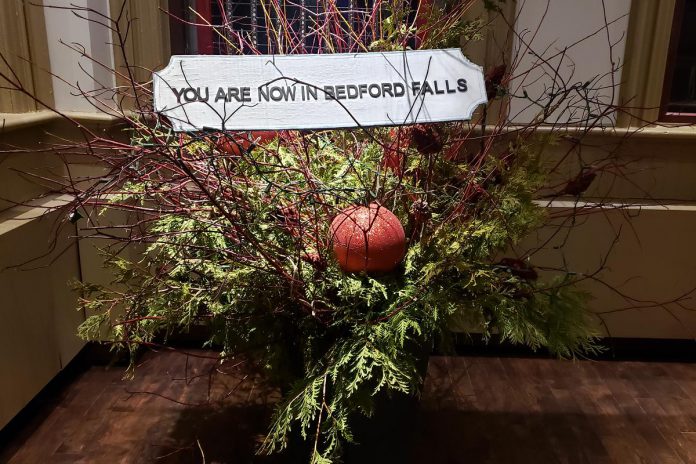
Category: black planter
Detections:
[
  {"x1": 343, "y1": 343, "x2": 430, "y2": 463},
  {"x1": 273, "y1": 340, "x2": 431, "y2": 462}
]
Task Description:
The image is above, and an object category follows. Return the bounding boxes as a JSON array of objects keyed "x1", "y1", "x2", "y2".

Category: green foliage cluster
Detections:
[{"x1": 77, "y1": 126, "x2": 598, "y2": 462}]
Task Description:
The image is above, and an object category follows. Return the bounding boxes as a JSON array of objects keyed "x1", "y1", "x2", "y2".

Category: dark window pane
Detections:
[
  {"x1": 221, "y1": 0, "x2": 379, "y2": 54},
  {"x1": 174, "y1": 0, "x2": 398, "y2": 55},
  {"x1": 664, "y1": 0, "x2": 696, "y2": 116}
]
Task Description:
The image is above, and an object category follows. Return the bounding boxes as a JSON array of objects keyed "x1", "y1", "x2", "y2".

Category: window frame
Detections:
[{"x1": 616, "y1": 0, "x2": 675, "y2": 127}]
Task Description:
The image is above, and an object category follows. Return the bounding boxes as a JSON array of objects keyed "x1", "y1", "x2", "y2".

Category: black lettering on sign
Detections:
[
  {"x1": 394, "y1": 82, "x2": 405, "y2": 97},
  {"x1": 189, "y1": 87, "x2": 208, "y2": 102},
  {"x1": 259, "y1": 85, "x2": 297, "y2": 102},
  {"x1": 215, "y1": 87, "x2": 227, "y2": 102},
  {"x1": 411, "y1": 81, "x2": 421, "y2": 96},
  {"x1": 172, "y1": 87, "x2": 186, "y2": 103},
  {"x1": 457, "y1": 78, "x2": 468, "y2": 92},
  {"x1": 173, "y1": 77, "x2": 466, "y2": 108},
  {"x1": 381, "y1": 83, "x2": 393, "y2": 98},
  {"x1": 421, "y1": 81, "x2": 434, "y2": 96},
  {"x1": 272, "y1": 86, "x2": 296, "y2": 101},
  {"x1": 359, "y1": 84, "x2": 368, "y2": 98},
  {"x1": 193, "y1": 87, "x2": 253, "y2": 103},
  {"x1": 258, "y1": 85, "x2": 270, "y2": 102},
  {"x1": 409, "y1": 80, "x2": 468, "y2": 97},
  {"x1": 172, "y1": 87, "x2": 209, "y2": 103}
]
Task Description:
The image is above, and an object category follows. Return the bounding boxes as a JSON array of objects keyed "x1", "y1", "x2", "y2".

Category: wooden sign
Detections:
[{"x1": 153, "y1": 49, "x2": 487, "y2": 132}]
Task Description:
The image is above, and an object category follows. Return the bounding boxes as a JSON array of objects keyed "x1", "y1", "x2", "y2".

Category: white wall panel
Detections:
[
  {"x1": 509, "y1": 0, "x2": 631, "y2": 125},
  {"x1": 43, "y1": 0, "x2": 116, "y2": 112}
]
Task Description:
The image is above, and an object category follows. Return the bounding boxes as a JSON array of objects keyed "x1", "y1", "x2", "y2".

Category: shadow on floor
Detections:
[
  {"x1": 154, "y1": 402, "x2": 678, "y2": 464},
  {"x1": 147, "y1": 403, "x2": 284, "y2": 464}
]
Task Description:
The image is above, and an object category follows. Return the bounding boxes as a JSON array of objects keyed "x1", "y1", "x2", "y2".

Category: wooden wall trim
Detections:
[
  {"x1": 0, "y1": 110, "x2": 120, "y2": 134},
  {"x1": 6, "y1": 110, "x2": 696, "y2": 140},
  {"x1": 618, "y1": 0, "x2": 677, "y2": 127},
  {"x1": 0, "y1": 0, "x2": 54, "y2": 113},
  {"x1": 23, "y1": 0, "x2": 54, "y2": 110},
  {"x1": 0, "y1": 1, "x2": 36, "y2": 112}
]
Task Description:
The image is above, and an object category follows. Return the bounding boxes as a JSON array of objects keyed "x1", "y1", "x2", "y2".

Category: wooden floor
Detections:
[{"x1": 2, "y1": 350, "x2": 696, "y2": 463}]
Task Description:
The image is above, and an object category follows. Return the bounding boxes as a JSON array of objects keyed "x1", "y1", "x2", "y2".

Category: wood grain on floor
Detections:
[{"x1": 2, "y1": 351, "x2": 696, "y2": 463}]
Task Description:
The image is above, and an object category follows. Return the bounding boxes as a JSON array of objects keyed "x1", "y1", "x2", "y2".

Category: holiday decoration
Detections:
[
  {"x1": 154, "y1": 51, "x2": 487, "y2": 132},
  {"x1": 330, "y1": 203, "x2": 407, "y2": 273},
  {"x1": 215, "y1": 131, "x2": 276, "y2": 156},
  {"x1": 34, "y1": 1, "x2": 623, "y2": 462}
]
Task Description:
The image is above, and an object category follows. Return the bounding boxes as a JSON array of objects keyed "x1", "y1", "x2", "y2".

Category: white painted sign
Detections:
[{"x1": 153, "y1": 49, "x2": 487, "y2": 132}]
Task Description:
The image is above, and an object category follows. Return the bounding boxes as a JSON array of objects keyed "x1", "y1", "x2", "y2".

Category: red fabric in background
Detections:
[
  {"x1": 415, "y1": 0, "x2": 433, "y2": 48},
  {"x1": 196, "y1": 0, "x2": 214, "y2": 54}
]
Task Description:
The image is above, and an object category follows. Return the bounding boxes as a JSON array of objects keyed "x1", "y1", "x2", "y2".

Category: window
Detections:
[
  {"x1": 660, "y1": 0, "x2": 696, "y2": 122},
  {"x1": 169, "y1": 0, "x2": 387, "y2": 56}
]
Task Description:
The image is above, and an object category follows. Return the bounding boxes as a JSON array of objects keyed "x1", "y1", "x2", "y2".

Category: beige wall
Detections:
[
  {"x1": 529, "y1": 202, "x2": 696, "y2": 339},
  {"x1": 509, "y1": 0, "x2": 632, "y2": 125},
  {"x1": 43, "y1": 0, "x2": 115, "y2": 112},
  {"x1": 0, "y1": 0, "x2": 170, "y2": 429},
  {"x1": 0, "y1": 198, "x2": 83, "y2": 429},
  {"x1": 0, "y1": 120, "x2": 135, "y2": 429},
  {"x1": 462, "y1": 0, "x2": 696, "y2": 337}
]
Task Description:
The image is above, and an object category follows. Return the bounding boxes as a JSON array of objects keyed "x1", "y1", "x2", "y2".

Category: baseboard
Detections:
[{"x1": 444, "y1": 333, "x2": 696, "y2": 362}]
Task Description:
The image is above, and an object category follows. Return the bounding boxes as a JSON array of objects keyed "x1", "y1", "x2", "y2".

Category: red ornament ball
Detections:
[
  {"x1": 215, "y1": 131, "x2": 277, "y2": 156},
  {"x1": 329, "y1": 203, "x2": 406, "y2": 273}
]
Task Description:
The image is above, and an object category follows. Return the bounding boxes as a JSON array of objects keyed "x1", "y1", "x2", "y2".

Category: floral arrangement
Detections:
[{"x1": 2, "y1": 0, "x2": 629, "y2": 461}]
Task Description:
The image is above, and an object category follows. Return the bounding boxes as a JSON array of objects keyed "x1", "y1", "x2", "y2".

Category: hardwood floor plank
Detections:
[{"x1": 3, "y1": 351, "x2": 696, "y2": 463}]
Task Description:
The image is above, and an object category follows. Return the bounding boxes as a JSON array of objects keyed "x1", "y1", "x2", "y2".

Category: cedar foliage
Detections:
[{"x1": 78, "y1": 128, "x2": 598, "y2": 461}]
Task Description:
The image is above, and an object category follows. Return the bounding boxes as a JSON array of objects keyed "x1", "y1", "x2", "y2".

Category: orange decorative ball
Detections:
[
  {"x1": 215, "y1": 136, "x2": 249, "y2": 156},
  {"x1": 215, "y1": 131, "x2": 277, "y2": 156},
  {"x1": 248, "y1": 131, "x2": 277, "y2": 146},
  {"x1": 329, "y1": 203, "x2": 406, "y2": 273}
]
